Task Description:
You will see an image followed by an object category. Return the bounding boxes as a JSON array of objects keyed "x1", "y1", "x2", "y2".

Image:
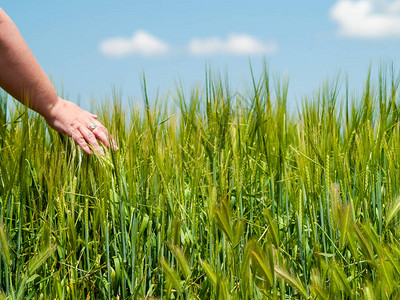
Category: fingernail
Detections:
[{"x1": 111, "y1": 139, "x2": 119, "y2": 151}]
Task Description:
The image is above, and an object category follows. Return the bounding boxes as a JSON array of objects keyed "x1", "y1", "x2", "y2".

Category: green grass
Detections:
[{"x1": 2, "y1": 65, "x2": 400, "y2": 299}]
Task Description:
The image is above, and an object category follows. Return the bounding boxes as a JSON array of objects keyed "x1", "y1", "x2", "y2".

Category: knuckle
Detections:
[
  {"x1": 76, "y1": 137, "x2": 86, "y2": 145},
  {"x1": 102, "y1": 127, "x2": 110, "y2": 135},
  {"x1": 87, "y1": 135, "x2": 97, "y2": 143}
]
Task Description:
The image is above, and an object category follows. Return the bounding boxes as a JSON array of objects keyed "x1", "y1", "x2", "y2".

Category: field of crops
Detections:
[{"x1": 2, "y1": 67, "x2": 400, "y2": 299}]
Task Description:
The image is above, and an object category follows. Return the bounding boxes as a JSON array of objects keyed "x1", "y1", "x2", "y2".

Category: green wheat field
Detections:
[{"x1": 2, "y1": 66, "x2": 400, "y2": 299}]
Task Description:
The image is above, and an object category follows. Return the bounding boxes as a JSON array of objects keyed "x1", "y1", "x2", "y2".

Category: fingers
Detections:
[
  {"x1": 91, "y1": 122, "x2": 110, "y2": 148},
  {"x1": 46, "y1": 98, "x2": 117, "y2": 155},
  {"x1": 71, "y1": 131, "x2": 93, "y2": 155},
  {"x1": 79, "y1": 125, "x2": 105, "y2": 155},
  {"x1": 71, "y1": 119, "x2": 117, "y2": 155},
  {"x1": 71, "y1": 125, "x2": 113, "y2": 155},
  {"x1": 91, "y1": 120, "x2": 119, "y2": 151},
  {"x1": 78, "y1": 119, "x2": 118, "y2": 155}
]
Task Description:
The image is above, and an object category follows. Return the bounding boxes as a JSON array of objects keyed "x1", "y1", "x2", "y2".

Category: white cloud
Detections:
[
  {"x1": 188, "y1": 34, "x2": 278, "y2": 56},
  {"x1": 99, "y1": 32, "x2": 278, "y2": 58},
  {"x1": 99, "y1": 30, "x2": 170, "y2": 58},
  {"x1": 330, "y1": 0, "x2": 400, "y2": 38}
]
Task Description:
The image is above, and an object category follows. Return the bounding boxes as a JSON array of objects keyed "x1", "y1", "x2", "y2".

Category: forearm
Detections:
[{"x1": 0, "y1": 8, "x2": 59, "y2": 117}]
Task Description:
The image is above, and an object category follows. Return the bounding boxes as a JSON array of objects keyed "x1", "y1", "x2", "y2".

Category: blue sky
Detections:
[{"x1": 3, "y1": 1, "x2": 400, "y2": 109}]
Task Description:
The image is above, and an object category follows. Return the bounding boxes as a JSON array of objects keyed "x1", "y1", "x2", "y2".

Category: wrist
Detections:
[{"x1": 39, "y1": 96, "x2": 63, "y2": 121}]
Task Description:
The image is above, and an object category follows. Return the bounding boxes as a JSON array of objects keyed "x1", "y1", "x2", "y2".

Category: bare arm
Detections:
[
  {"x1": 0, "y1": 8, "x2": 58, "y2": 116},
  {"x1": 0, "y1": 8, "x2": 115, "y2": 155}
]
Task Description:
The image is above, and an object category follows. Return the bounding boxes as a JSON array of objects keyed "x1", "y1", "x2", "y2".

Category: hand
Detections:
[{"x1": 44, "y1": 97, "x2": 117, "y2": 155}]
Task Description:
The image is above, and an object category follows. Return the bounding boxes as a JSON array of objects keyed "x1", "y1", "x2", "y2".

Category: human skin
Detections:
[{"x1": 0, "y1": 7, "x2": 115, "y2": 155}]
